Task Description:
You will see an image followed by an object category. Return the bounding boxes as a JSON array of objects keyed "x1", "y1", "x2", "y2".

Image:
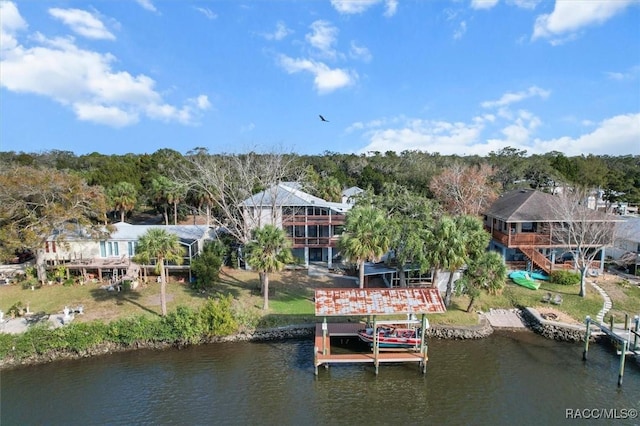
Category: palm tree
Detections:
[
  {"x1": 109, "y1": 181, "x2": 138, "y2": 223},
  {"x1": 246, "y1": 225, "x2": 293, "y2": 310},
  {"x1": 150, "y1": 176, "x2": 172, "y2": 225},
  {"x1": 426, "y1": 216, "x2": 466, "y2": 307},
  {"x1": 339, "y1": 206, "x2": 390, "y2": 289},
  {"x1": 456, "y1": 251, "x2": 507, "y2": 312},
  {"x1": 455, "y1": 215, "x2": 491, "y2": 261},
  {"x1": 133, "y1": 228, "x2": 184, "y2": 316},
  {"x1": 165, "y1": 181, "x2": 186, "y2": 225}
]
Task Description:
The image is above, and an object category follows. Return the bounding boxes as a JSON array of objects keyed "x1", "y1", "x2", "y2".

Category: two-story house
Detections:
[
  {"x1": 241, "y1": 182, "x2": 357, "y2": 268},
  {"x1": 483, "y1": 189, "x2": 618, "y2": 275}
]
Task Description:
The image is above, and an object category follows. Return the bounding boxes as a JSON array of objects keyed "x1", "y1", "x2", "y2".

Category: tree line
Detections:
[{"x1": 0, "y1": 147, "x2": 633, "y2": 309}]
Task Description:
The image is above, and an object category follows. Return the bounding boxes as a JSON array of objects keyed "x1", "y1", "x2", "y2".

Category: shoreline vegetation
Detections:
[{"x1": 1, "y1": 268, "x2": 637, "y2": 370}]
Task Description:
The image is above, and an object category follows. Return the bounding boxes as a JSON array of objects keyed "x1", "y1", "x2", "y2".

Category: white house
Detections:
[{"x1": 241, "y1": 183, "x2": 359, "y2": 267}]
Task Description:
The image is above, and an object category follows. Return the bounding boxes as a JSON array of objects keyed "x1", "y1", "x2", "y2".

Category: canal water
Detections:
[{"x1": 2, "y1": 331, "x2": 639, "y2": 425}]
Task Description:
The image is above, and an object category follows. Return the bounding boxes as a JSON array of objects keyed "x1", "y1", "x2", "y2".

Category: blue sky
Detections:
[{"x1": 1, "y1": 0, "x2": 638, "y2": 157}]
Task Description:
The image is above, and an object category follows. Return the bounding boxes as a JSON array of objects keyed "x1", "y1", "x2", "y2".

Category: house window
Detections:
[
  {"x1": 128, "y1": 241, "x2": 135, "y2": 256},
  {"x1": 100, "y1": 241, "x2": 119, "y2": 257}
]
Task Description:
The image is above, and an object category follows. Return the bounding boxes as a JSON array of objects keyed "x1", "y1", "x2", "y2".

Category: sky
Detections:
[{"x1": 0, "y1": 0, "x2": 639, "y2": 158}]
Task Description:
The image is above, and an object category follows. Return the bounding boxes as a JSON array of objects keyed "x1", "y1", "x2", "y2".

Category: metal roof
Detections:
[
  {"x1": 240, "y1": 183, "x2": 353, "y2": 213},
  {"x1": 314, "y1": 288, "x2": 446, "y2": 317}
]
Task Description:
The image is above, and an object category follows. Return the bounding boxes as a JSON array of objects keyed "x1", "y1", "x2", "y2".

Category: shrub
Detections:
[
  {"x1": 107, "y1": 316, "x2": 160, "y2": 346},
  {"x1": 200, "y1": 295, "x2": 238, "y2": 337},
  {"x1": 550, "y1": 270, "x2": 580, "y2": 286},
  {"x1": 62, "y1": 322, "x2": 109, "y2": 353},
  {"x1": 191, "y1": 240, "x2": 225, "y2": 290},
  {"x1": 163, "y1": 306, "x2": 205, "y2": 345}
]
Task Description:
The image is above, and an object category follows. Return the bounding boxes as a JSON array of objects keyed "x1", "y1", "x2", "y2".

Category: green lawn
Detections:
[{"x1": 1, "y1": 269, "x2": 636, "y2": 329}]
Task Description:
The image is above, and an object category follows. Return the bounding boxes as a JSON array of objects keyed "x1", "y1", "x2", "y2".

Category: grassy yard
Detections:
[{"x1": 1, "y1": 268, "x2": 638, "y2": 329}]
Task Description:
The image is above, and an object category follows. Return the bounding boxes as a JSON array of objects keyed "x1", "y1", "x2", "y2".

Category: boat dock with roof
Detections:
[{"x1": 313, "y1": 288, "x2": 446, "y2": 375}]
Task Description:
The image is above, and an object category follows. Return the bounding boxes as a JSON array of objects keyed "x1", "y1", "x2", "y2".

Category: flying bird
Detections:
[{"x1": 319, "y1": 114, "x2": 329, "y2": 122}]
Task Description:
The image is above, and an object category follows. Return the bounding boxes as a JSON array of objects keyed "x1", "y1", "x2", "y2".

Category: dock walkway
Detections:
[{"x1": 314, "y1": 323, "x2": 428, "y2": 375}]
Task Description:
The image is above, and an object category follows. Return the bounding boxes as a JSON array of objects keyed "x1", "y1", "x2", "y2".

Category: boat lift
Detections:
[{"x1": 583, "y1": 314, "x2": 640, "y2": 387}]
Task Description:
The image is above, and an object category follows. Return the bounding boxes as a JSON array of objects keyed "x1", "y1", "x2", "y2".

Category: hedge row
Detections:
[{"x1": 0, "y1": 295, "x2": 238, "y2": 362}]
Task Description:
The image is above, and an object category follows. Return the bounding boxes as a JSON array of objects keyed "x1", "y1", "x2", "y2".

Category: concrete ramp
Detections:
[{"x1": 484, "y1": 309, "x2": 527, "y2": 329}]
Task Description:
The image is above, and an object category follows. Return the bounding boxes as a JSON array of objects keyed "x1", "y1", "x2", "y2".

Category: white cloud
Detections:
[
  {"x1": 354, "y1": 110, "x2": 639, "y2": 156},
  {"x1": 331, "y1": 0, "x2": 397, "y2": 16},
  {"x1": 507, "y1": 0, "x2": 541, "y2": 9},
  {"x1": 605, "y1": 65, "x2": 640, "y2": 81},
  {"x1": 193, "y1": 95, "x2": 211, "y2": 110},
  {"x1": 532, "y1": 113, "x2": 640, "y2": 156},
  {"x1": 0, "y1": 3, "x2": 208, "y2": 127},
  {"x1": 487, "y1": 109, "x2": 542, "y2": 146},
  {"x1": 454, "y1": 21, "x2": 467, "y2": 40},
  {"x1": 195, "y1": 7, "x2": 217, "y2": 20},
  {"x1": 0, "y1": 1, "x2": 27, "y2": 51},
  {"x1": 277, "y1": 55, "x2": 357, "y2": 94},
  {"x1": 73, "y1": 103, "x2": 138, "y2": 127},
  {"x1": 262, "y1": 21, "x2": 292, "y2": 41},
  {"x1": 136, "y1": 0, "x2": 157, "y2": 12},
  {"x1": 384, "y1": 0, "x2": 398, "y2": 17},
  {"x1": 306, "y1": 20, "x2": 338, "y2": 58},
  {"x1": 533, "y1": 0, "x2": 635, "y2": 42},
  {"x1": 349, "y1": 41, "x2": 372, "y2": 62},
  {"x1": 357, "y1": 118, "x2": 486, "y2": 155},
  {"x1": 481, "y1": 86, "x2": 550, "y2": 108},
  {"x1": 49, "y1": 8, "x2": 115, "y2": 40},
  {"x1": 471, "y1": 0, "x2": 500, "y2": 10}
]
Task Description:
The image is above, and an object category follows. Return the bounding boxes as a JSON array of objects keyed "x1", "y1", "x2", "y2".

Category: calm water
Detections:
[{"x1": 2, "y1": 331, "x2": 639, "y2": 426}]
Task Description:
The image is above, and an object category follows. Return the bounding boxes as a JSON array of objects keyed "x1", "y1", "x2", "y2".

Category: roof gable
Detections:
[
  {"x1": 241, "y1": 182, "x2": 352, "y2": 213},
  {"x1": 485, "y1": 189, "x2": 563, "y2": 222}
]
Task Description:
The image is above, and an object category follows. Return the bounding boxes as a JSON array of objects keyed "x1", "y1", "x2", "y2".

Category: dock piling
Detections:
[
  {"x1": 634, "y1": 316, "x2": 639, "y2": 351},
  {"x1": 583, "y1": 316, "x2": 591, "y2": 361},
  {"x1": 618, "y1": 340, "x2": 627, "y2": 387}
]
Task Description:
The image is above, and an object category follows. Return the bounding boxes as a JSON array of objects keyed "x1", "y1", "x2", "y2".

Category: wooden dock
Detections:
[
  {"x1": 583, "y1": 315, "x2": 640, "y2": 387},
  {"x1": 313, "y1": 323, "x2": 428, "y2": 375}
]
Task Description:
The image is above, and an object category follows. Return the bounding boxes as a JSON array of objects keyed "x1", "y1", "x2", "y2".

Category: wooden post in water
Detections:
[
  {"x1": 618, "y1": 340, "x2": 627, "y2": 387},
  {"x1": 322, "y1": 317, "x2": 327, "y2": 355},
  {"x1": 373, "y1": 316, "x2": 379, "y2": 375},
  {"x1": 583, "y1": 316, "x2": 591, "y2": 361},
  {"x1": 420, "y1": 314, "x2": 428, "y2": 374},
  {"x1": 314, "y1": 346, "x2": 318, "y2": 376},
  {"x1": 633, "y1": 316, "x2": 639, "y2": 351}
]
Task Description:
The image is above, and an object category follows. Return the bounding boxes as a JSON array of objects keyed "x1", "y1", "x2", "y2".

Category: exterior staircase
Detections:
[{"x1": 518, "y1": 247, "x2": 552, "y2": 274}]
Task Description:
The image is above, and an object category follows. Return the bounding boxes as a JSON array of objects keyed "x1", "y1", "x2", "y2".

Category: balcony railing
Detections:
[
  {"x1": 282, "y1": 214, "x2": 345, "y2": 226},
  {"x1": 289, "y1": 236, "x2": 339, "y2": 248},
  {"x1": 488, "y1": 228, "x2": 560, "y2": 247}
]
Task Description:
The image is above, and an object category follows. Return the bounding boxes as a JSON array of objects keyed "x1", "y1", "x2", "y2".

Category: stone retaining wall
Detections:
[
  {"x1": 521, "y1": 307, "x2": 586, "y2": 342},
  {"x1": 426, "y1": 318, "x2": 494, "y2": 339}
]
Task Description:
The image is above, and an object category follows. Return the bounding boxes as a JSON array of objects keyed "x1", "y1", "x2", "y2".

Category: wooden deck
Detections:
[{"x1": 313, "y1": 323, "x2": 428, "y2": 375}]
